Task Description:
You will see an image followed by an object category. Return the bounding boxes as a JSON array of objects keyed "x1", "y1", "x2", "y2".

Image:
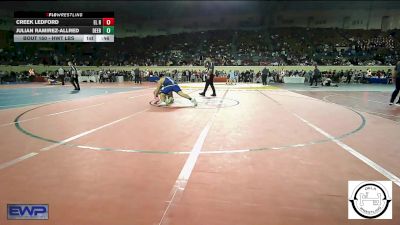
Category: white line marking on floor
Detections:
[
  {"x1": 0, "y1": 116, "x2": 41, "y2": 128},
  {"x1": 0, "y1": 101, "x2": 66, "y2": 108},
  {"x1": 40, "y1": 108, "x2": 149, "y2": 152},
  {"x1": 0, "y1": 103, "x2": 105, "y2": 128},
  {"x1": 0, "y1": 87, "x2": 152, "y2": 110},
  {"x1": 179, "y1": 118, "x2": 213, "y2": 181},
  {"x1": 0, "y1": 108, "x2": 149, "y2": 170},
  {"x1": 0, "y1": 152, "x2": 38, "y2": 170},
  {"x1": 158, "y1": 90, "x2": 228, "y2": 225},
  {"x1": 323, "y1": 94, "x2": 389, "y2": 105},
  {"x1": 293, "y1": 113, "x2": 400, "y2": 187},
  {"x1": 0, "y1": 90, "x2": 152, "y2": 128},
  {"x1": 347, "y1": 95, "x2": 389, "y2": 105},
  {"x1": 47, "y1": 103, "x2": 105, "y2": 116},
  {"x1": 323, "y1": 94, "x2": 400, "y2": 123},
  {"x1": 157, "y1": 115, "x2": 216, "y2": 225},
  {"x1": 324, "y1": 93, "x2": 390, "y2": 106},
  {"x1": 351, "y1": 106, "x2": 400, "y2": 119},
  {"x1": 76, "y1": 145, "x2": 191, "y2": 154}
]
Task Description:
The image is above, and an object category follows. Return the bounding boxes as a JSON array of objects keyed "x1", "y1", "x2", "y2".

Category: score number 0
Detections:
[
  {"x1": 102, "y1": 18, "x2": 115, "y2": 26},
  {"x1": 102, "y1": 18, "x2": 114, "y2": 34}
]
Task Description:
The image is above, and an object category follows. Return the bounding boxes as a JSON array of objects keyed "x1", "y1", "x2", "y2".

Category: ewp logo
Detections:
[{"x1": 7, "y1": 204, "x2": 49, "y2": 220}]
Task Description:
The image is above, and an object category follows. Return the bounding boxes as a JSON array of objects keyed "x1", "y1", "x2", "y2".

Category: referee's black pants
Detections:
[
  {"x1": 71, "y1": 77, "x2": 80, "y2": 90},
  {"x1": 390, "y1": 78, "x2": 400, "y2": 103},
  {"x1": 203, "y1": 79, "x2": 216, "y2": 95}
]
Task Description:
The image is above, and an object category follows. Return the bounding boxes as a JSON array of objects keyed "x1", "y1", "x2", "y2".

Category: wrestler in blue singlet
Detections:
[{"x1": 160, "y1": 76, "x2": 182, "y2": 94}]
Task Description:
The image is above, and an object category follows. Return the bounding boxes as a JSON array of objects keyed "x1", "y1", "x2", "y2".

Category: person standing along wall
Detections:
[
  {"x1": 346, "y1": 69, "x2": 353, "y2": 84},
  {"x1": 310, "y1": 65, "x2": 321, "y2": 86},
  {"x1": 134, "y1": 68, "x2": 140, "y2": 84},
  {"x1": 58, "y1": 67, "x2": 65, "y2": 85},
  {"x1": 262, "y1": 67, "x2": 269, "y2": 85}
]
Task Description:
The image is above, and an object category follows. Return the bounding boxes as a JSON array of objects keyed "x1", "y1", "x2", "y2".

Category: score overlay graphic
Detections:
[{"x1": 13, "y1": 12, "x2": 115, "y2": 42}]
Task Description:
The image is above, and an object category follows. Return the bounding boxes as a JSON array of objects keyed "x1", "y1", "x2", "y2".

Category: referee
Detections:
[
  {"x1": 68, "y1": 61, "x2": 80, "y2": 91},
  {"x1": 390, "y1": 61, "x2": 400, "y2": 106},
  {"x1": 199, "y1": 58, "x2": 216, "y2": 97}
]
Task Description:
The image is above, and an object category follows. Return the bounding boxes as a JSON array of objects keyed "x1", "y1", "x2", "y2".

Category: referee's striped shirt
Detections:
[{"x1": 70, "y1": 65, "x2": 78, "y2": 78}]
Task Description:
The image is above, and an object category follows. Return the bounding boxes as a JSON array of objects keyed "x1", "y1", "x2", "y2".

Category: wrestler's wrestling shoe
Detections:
[
  {"x1": 165, "y1": 97, "x2": 174, "y2": 105},
  {"x1": 191, "y1": 98, "x2": 198, "y2": 107},
  {"x1": 158, "y1": 102, "x2": 167, "y2": 106}
]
